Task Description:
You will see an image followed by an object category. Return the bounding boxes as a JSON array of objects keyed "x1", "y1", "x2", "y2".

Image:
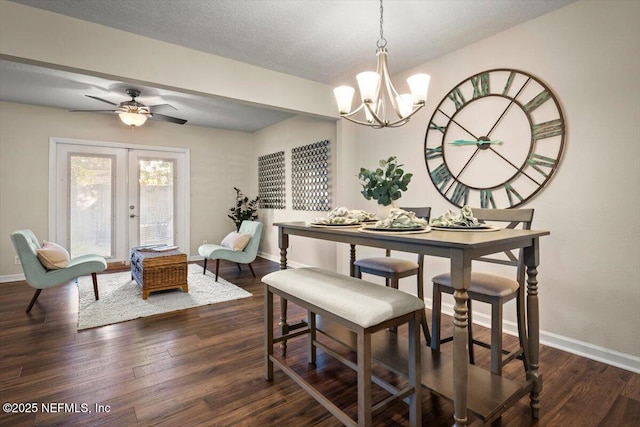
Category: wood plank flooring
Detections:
[{"x1": 1, "y1": 257, "x2": 638, "y2": 426}]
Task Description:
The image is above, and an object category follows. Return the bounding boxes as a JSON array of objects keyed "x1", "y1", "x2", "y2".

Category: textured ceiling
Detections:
[{"x1": 1, "y1": 0, "x2": 576, "y2": 131}]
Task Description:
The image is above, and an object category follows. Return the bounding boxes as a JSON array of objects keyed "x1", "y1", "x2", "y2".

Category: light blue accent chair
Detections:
[
  {"x1": 10, "y1": 229, "x2": 107, "y2": 313},
  {"x1": 198, "y1": 221, "x2": 263, "y2": 281}
]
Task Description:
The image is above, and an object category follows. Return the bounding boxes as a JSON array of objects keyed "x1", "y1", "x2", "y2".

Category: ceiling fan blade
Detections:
[
  {"x1": 69, "y1": 109, "x2": 119, "y2": 113},
  {"x1": 85, "y1": 95, "x2": 118, "y2": 106},
  {"x1": 149, "y1": 103, "x2": 177, "y2": 110},
  {"x1": 150, "y1": 112, "x2": 187, "y2": 125}
]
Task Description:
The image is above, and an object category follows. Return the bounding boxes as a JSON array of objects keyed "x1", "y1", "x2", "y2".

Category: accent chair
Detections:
[
  {"x1": 10, "y1": 229, "x2": 107, "y2": 313},
  {"x1": 198, "y1": 221, "x2": 263, "y2": 281}
]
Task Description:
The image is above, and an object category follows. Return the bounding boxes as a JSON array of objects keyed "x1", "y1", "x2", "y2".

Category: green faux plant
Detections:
[
  {"x1": 358, "y1": 156, "x2": 412, "y2": 206},
  {"x1": 228, "y1": 187, "x2": 259, "y2": 231}
]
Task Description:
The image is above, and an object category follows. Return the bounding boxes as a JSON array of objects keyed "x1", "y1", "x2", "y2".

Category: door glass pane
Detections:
[
  {"x1": 138, "y1": 159, "x2": 175, "y2": 246},
  {"x1": 69, "y1": 155, "x2": 113, "y2": 257}
]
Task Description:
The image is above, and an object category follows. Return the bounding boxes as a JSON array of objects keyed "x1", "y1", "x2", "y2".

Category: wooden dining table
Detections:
[{"x1": 274, "y1": 221, "x2": 550, "y2": 426}]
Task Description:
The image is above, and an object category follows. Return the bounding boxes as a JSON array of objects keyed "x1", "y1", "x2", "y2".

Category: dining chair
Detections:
[
  {"x1": 353, "y1": 207, "x2": 431, "y2": 344},
  {"x1": 430, "y1": 208, "x2": 534, "y2": 375}
]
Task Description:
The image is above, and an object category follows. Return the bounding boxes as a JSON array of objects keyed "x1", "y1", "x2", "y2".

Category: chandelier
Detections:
[{"x1": 333, "y1": 0, "x2": 430, "y2": 128}]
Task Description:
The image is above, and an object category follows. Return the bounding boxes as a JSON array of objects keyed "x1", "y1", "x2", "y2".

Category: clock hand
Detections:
[
  {"x1": 443, "y1": 137, "x2": 502, "y2": 195},
  {"x1": 449, "y1": 140, "x2": 476, "y2": 146},
  {"x1": 450, "y1": 139, "x2": 503, "y2": 146}
]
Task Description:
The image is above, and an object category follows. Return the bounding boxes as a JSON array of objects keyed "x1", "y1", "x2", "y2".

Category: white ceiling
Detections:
[{"x1": 1, "y1": 0, "x2": 576, "y2": 132}]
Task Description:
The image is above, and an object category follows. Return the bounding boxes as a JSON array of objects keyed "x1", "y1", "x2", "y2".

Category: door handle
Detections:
[{"x1": 130, "y1": 214, "x2": 138, "y2": 218}]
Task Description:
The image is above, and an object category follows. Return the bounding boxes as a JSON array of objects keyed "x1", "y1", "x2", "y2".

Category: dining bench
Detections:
[{"x1": 263, "y1": 267, "x2": 424, "y2": 426}]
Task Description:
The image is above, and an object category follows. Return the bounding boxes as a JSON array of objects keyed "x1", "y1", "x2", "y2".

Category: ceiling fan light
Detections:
[
  {"x1": 119, "y1": 112, "x2": 148, "y2": 127},
  {"x1": 407, "y1": 73, "x2": 431, "y2": 104}
]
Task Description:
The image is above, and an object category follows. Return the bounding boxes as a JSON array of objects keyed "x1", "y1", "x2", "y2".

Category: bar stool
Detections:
[
  {"x1": 430, "y1": 208, "x2": 534, "y2": 375},
  {"x1": 354, "y1": 207, "x2": 431, "y2": 344}
]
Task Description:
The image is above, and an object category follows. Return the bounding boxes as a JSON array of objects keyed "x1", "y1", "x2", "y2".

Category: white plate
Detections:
[
  {"x1": 309, "y1": 222, "x2": 362, "y2": 228},
  {"x1": 431, "y1": 225, "x2": 500, "y2": 232},
  {"x1": 359, "y1": 226, "x2": 431, "y2": 234}
]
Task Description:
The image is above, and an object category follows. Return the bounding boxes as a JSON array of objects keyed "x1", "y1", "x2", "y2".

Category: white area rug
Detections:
[{"x1": 77, "y1": 264, "x2": 252, "y2": 330}]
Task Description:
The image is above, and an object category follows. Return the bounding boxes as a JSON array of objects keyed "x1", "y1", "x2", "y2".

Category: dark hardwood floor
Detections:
[{"x1": 1, "y1": 257, "x2": 638, "y2": 426}]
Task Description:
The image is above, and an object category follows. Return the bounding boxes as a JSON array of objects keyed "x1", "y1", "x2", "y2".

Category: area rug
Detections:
[{"x1": 77, "y1": 264, "x2": 252, "y2": 330}]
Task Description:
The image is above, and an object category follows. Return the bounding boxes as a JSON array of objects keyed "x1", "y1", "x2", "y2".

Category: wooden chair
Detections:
[
  {"x1": 353, "y1": 207, "x2": 431, "y2": 344},
  {"x1": 430, "y1": 208, "x2": 534, "y2": 375}
]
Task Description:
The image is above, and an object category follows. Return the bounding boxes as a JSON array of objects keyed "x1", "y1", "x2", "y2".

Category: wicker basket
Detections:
[{"x1": 131, "y1": 248, "x2": 188, "y2": 299}]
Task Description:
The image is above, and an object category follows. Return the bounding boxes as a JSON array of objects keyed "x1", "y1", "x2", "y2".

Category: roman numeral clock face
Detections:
[{"x1": 424, "y1": 69, "x2": 565, "y2": 208}]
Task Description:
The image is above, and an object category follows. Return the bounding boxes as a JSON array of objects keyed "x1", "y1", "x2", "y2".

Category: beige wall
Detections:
[
  {"x1": 0, "y1": 0, "x2": 637, "y2": 371},
  {"x1": 0, "y1": 101, "x2": 255, "y2": 275},
  {"x1": 336, "y1": 0, "x2": 640, "y2": 366},
  {"x1": 253, "y1": 115, "x2": 337, "y2": 270}
]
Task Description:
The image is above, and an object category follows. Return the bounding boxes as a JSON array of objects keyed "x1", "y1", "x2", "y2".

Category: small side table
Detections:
[{"x1": 131, "y1": 247, "x2": 188, "y2": 299}]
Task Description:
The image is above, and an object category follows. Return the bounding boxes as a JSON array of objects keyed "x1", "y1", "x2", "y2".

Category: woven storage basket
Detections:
[{"x1": 131, "y1": 248, "x2": 188, "y2": 299}]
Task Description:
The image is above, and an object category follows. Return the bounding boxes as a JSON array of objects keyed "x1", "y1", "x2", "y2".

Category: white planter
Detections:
[{"x1": 376, "y1": 201, "x2": 398, "y2": 220}]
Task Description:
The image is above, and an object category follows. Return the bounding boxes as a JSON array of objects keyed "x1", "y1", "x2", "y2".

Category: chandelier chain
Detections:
[{"x1": 377, "y1": 0, "x2": 387, "y2": 48}]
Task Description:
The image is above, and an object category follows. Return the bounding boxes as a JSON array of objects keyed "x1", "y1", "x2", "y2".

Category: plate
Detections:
[
  {"x1": 309, "y1": 222, "x2": 361, "y2": 228},
  {"x1": 431, "y1": 225, "x2": 500, "y2": 232},
  {"x1": 359, "y1": 226, "x2": 431, "y2": 234},
  {"x1": 432, "y1": 224, "x2": 491, "y2": 229}
]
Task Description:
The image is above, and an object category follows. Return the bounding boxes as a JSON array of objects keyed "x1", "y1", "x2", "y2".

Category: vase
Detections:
[{"x1": 376, "y1": 201, "x2": 398, "y2": 220}]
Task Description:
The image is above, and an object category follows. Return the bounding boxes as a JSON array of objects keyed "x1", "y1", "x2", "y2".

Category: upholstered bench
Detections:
[{"x1": 263, "y1": 267, "x2": 424, "y2": 426}]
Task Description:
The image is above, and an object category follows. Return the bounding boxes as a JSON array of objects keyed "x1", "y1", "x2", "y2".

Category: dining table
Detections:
[{"x1": 273, "y1": 220, "x2": 549, "y2": 426}]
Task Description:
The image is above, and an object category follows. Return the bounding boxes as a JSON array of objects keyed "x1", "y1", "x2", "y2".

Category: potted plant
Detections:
[
  {"x1": 228, "y1": 187, "x2": 259, "y2": 231},
  {"x1": 358, "y1": 156, "x2": 412, "y2": 217}
]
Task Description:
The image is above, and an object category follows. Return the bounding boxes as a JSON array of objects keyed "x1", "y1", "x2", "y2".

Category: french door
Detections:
[{"x1": 51, "y1": 139, "x2": 189, "y2": 263}]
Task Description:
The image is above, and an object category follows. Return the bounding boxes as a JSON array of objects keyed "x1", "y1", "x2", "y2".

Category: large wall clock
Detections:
[{"x1": 424, "y1": 68, "x2": 565, "y2": 208}]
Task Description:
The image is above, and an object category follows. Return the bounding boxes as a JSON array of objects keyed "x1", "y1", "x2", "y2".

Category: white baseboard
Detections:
[
  {"x1": 255, "y1": 251, "x2": 310, "y2": 269},
  {"x1": 2, "y1": 264, "x2": 637, "y2": 373},
  {"x1": 434, "y1": 298, "x2": 640, "y2": 374},
  {"x1": 189, "y1": 253, "x2": 310, "y2": 269},
  {"x1": 0, "y1": 273, "x2": 25, "y2": 283}
]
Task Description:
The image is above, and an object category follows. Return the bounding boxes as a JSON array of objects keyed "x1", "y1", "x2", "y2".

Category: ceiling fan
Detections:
[{"x1": 70, "y1": 88, "x2": 187, "y2": 126}]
